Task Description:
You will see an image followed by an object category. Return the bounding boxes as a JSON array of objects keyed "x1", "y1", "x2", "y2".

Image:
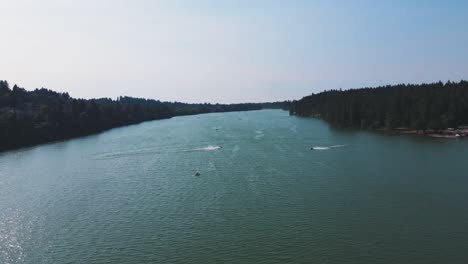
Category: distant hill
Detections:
[
  {"x1": 290, "y1": 81, "x2": 468, "y2": 131},
  {"x1": 0, "y1": 81, "x2": 289, "y2": 151}
]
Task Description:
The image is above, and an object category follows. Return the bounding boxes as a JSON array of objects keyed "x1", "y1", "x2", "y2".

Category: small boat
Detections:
[{"x1": 195, "y1": 171, "x2": 200, "y2": 176}]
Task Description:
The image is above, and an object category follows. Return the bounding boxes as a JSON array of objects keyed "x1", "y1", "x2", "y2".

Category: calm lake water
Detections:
[{"x1": 1, "y1": 109, "x2": 468, "y2": 263}]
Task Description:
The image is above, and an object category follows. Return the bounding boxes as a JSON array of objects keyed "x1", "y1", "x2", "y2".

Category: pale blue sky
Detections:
[{"x1": 1, "y1": 0, "x2": 467, "y2": 103}]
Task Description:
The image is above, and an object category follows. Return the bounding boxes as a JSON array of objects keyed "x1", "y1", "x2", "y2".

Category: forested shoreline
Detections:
[
  {"x1": 4, "y1": 79, "x2": 468, "y2": 151},
  {"x1": 0, "y1": 81, "x2": 288, "y2": 151},
  {"x1": 290, "y1": 81, "x2": 468, "y2": 133}
]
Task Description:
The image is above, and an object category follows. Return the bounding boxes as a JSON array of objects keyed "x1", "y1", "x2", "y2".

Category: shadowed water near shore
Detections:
[{"x1": 1, "y1": 110, "x2": 468, "y2": 264}]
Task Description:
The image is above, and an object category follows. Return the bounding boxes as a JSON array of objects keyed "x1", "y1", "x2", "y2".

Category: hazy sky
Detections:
[{"x1": 1, "y1": 0, "x2": 467, "y2": 103}]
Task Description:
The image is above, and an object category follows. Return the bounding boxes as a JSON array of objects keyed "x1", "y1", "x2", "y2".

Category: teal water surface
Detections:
[{"x1": 1, "y1": 110, "x2": 468, "y2": 263}]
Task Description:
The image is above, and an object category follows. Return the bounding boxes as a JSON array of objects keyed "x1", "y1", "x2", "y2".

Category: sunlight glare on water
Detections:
[{"x1": 1, "y1": 110, "x2": 468, "y2": 263}]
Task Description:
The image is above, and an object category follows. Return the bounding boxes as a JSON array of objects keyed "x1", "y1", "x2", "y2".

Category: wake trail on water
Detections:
[
  {"x1": 95, "y1": 145, "x2": 222, "y2": 159},
  {"x1": 179, "y1": 145, "x2": 222, "y2": 152},
  {"x1": 311, "y1": 144, "x2": 347, "y2": 150},
  {"x1": 95, "y1": 148, "x2": 164, "y2": 159}
]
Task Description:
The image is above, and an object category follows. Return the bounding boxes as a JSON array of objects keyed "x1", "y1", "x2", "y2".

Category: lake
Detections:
[{"x1": 1, "y1": 109, "x2": 468, "y2": 263}]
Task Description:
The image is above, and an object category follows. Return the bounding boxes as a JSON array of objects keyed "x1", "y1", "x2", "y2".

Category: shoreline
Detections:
[
  {"x1": 390, "y1": 128, "x2": 468, "y2": 139},
  {"x1": 293, "y1": 114, "x2": 468, "y2": 139},
  {"x1": 0, "y1": 109, "x2": 276, "y2": 154}
]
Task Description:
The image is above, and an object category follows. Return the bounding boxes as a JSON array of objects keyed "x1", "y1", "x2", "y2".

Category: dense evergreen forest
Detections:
[
  {"x1": 290, "y1": 81, "x2": 468, "y2": 131},
  {"x1": 0, "y1": 81, "x2": 288, "y2": 151}
]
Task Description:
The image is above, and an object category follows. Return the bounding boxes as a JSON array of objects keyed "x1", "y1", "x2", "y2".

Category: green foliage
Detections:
[
  {"x1": 290, "y1": 81, "x2": 468, "y2": 131},
  {"x1": 0, "y1": 81, "x2": 287, "y2": 151}
]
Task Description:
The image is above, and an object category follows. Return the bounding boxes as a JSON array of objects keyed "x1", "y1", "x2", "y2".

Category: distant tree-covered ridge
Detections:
[
  {"x1": 290, "y1": 81, "x2": 468, "y2": 131},
  {"x1": 0, "y1": 81, "x2": 289, "y2": 151}
]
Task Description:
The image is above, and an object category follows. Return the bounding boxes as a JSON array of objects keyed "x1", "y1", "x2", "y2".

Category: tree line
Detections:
[
  {"x1": 0, "y1": 81, "x2": 288, "y2": 151},
  {"x1": 290, "y1": 81, "x2": 468, "y2": 131}
]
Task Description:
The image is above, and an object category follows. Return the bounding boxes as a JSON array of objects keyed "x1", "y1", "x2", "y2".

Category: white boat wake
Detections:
[
  {"x1": 311, "y1": 144, "x2": 347, "y2": 150},
  {"x1": 181, "y1": 145, "x2": 222, "y2": 152},
  {"x1": 95, "y1": 148, "x2": 162, "y2": 159},
  {"x1": 96, "y1": 145, "x2": 222, "y2": 159}
]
